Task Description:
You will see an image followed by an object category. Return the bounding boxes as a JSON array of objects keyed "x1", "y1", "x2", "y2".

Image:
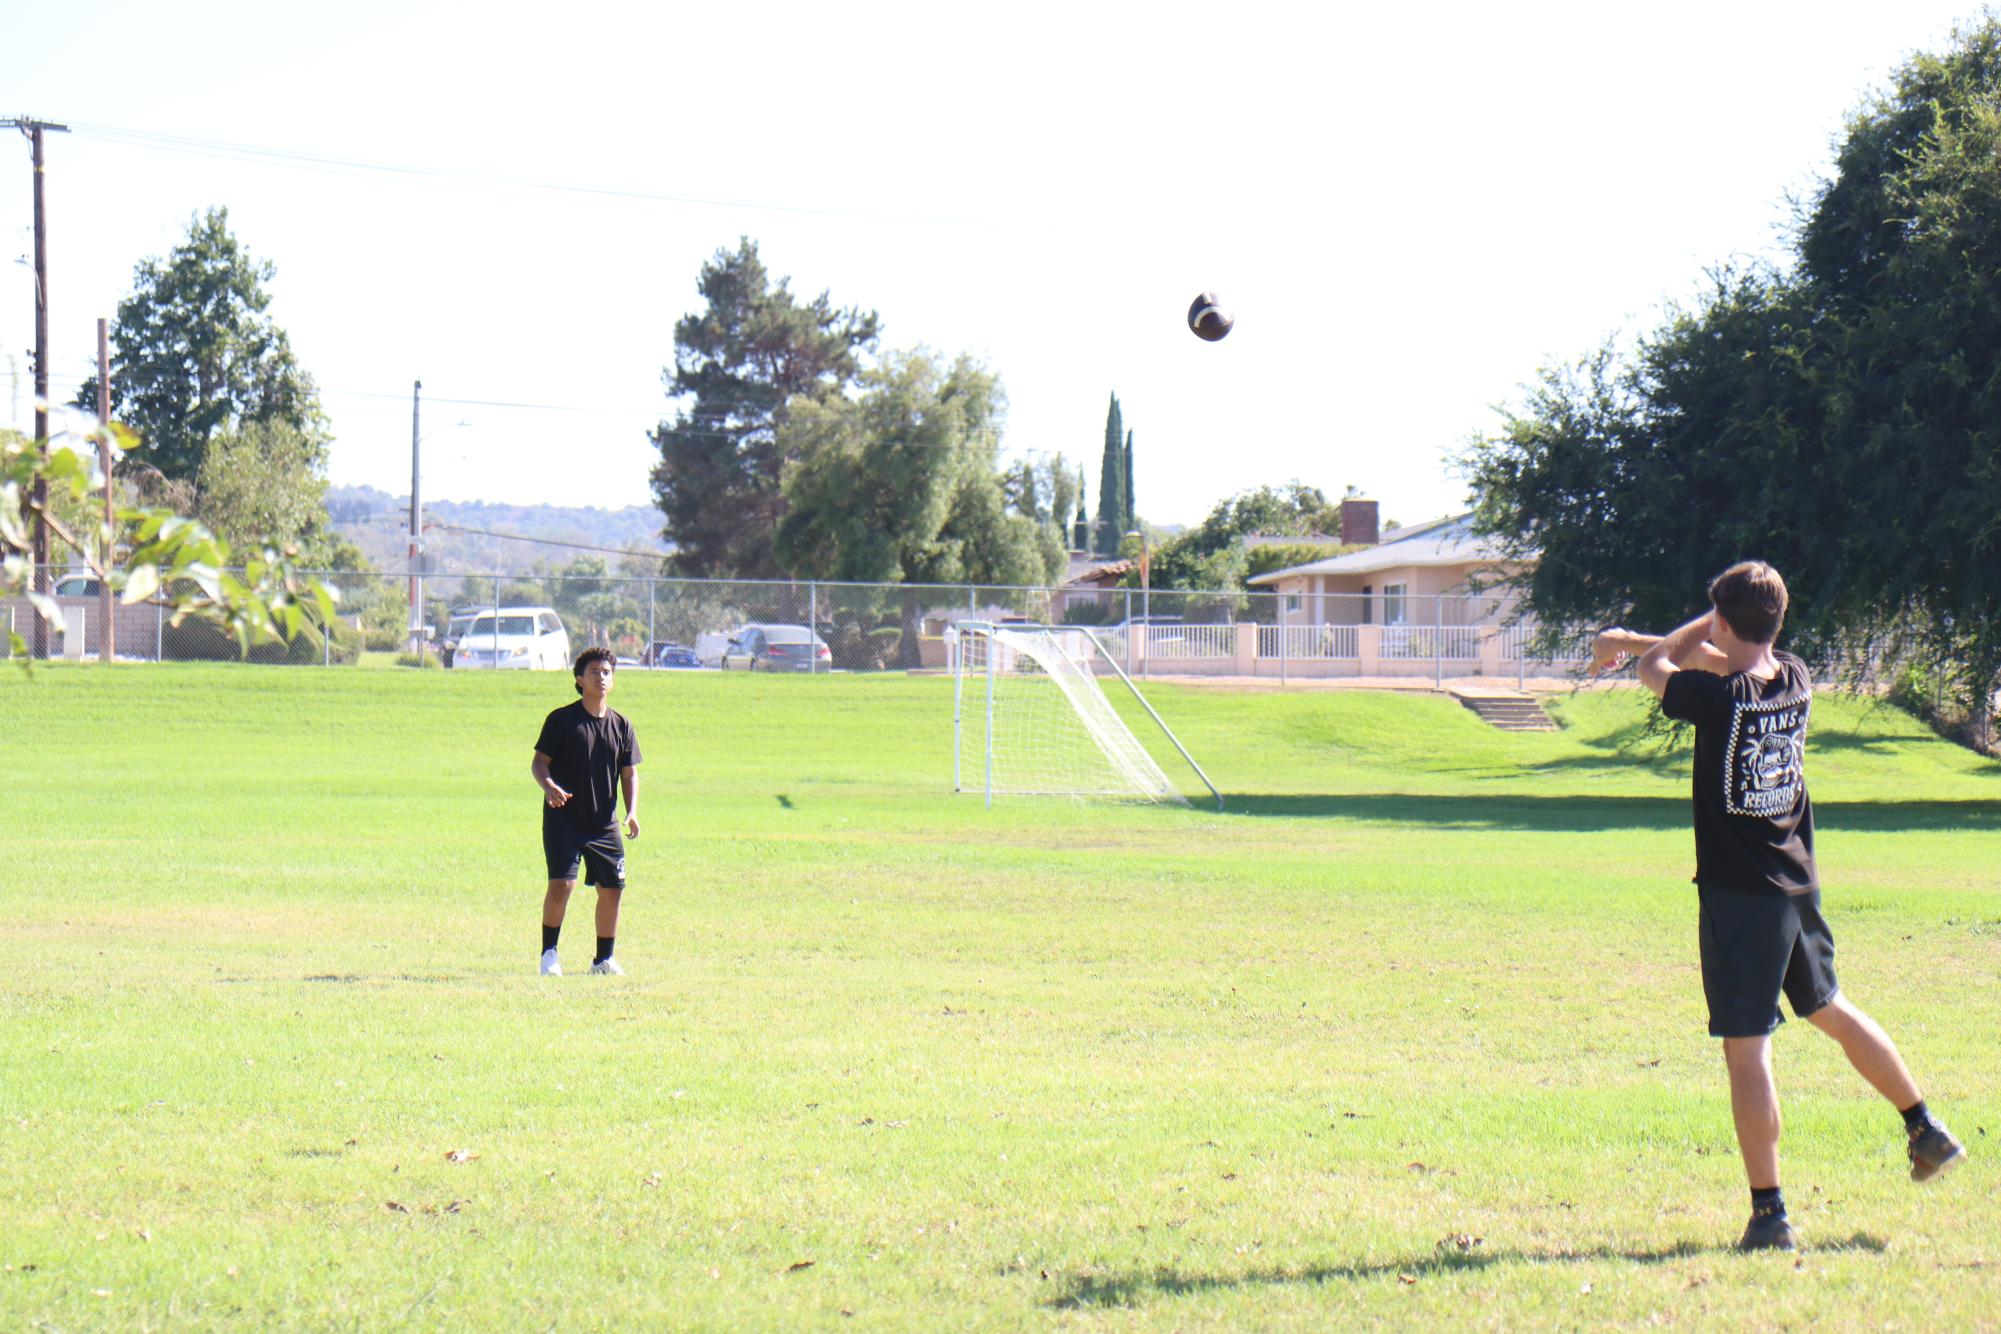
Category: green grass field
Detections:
[{"x1": 2, "y1": 665, "x2": 1996, "y2": 1330}]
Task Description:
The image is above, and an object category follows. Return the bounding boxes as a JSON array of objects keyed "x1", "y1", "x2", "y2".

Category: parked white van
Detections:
[{"x1": 449, "y1": 607, "x2": 572, "y2": 670}]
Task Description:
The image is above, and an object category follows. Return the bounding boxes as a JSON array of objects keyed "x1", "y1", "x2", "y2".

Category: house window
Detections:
[
  {"x1": 1284, "y1": 593, "x2": 1300, "y2": 614},
  {"x1": 1383, "y1": 582, "x2": 1408, "y2": 625},
  {"x1": 1361, "y1": 584, "x2": 1373, "y2": 625}
]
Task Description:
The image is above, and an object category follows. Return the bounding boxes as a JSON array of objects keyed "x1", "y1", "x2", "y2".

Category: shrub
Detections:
[
  {"x1": 162, "y1": 614, "x2": 362, "y2": 665},
  {"x1": 1061, "y1": 601, "x2": 1115, "y2": 627}
]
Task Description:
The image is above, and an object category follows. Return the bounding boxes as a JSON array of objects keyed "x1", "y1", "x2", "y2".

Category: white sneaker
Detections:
[
  {"x1": 540, "y1": 948, "x2": 562, "y2": 977},
  {"x1": 588, "y1": 957, "x2": 624, "y2": 976}
]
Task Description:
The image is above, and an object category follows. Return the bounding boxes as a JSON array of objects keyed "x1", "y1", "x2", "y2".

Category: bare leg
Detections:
[
  {"x1": 543, "y1": 878, "x2": 575, "y2": 929},
  {"x1": 595, "y1": 886, "x2": 622, "y2": 939},
  {"x1": 1724, "y1": 1036, "x2": 1782, "y2": 1190},
  {"x1": 1805, "y1": 994, "x2": 1922, "y2": 1109}
]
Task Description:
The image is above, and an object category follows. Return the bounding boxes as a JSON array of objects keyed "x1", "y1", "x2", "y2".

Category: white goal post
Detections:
[{"x1": 950, "y1": 621, "x2": 1223, "y2": 811}]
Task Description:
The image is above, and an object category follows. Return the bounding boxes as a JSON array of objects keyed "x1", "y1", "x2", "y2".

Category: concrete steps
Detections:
[{"x1": 1450, "y1": 689, "x2": 1559, "y2": 732}]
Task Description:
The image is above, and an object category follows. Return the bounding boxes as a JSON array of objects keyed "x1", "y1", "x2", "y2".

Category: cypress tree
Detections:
[
  {"x1": 1095, "y1": 393, "x2": 1126, "y2": 555},
  {"x1": 1073, "y1": 465, "x2": 1089, "y2": 550},
  {"x1": 1123, "y1": 428, "x2": 1135, "y2": 532}
]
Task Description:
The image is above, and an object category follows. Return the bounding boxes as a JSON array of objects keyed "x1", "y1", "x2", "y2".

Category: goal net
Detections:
[{"x1": 952, "y1": 622, "x2": 1217, "y2": 807}]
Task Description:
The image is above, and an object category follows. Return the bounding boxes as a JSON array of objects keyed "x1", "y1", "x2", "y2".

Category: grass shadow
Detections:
[
  {"x1": 1049, "y1": 1234, "x2": 1888, "y2": 1308},
  {"x1": 1221, "y1": 793, "x2": 2001, "y2": 834}
]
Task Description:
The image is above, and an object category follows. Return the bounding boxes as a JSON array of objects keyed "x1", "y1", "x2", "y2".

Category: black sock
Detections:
[
  {"x1": 1750, "y1": 1186, "x2": 1785, "y2": 1218},
  {"x1": 594, "y1": 936, "x2": 615, "y2": 965},
  {"x1": 1900, "y1": 1099, "x2": 1931, "y2": 1132},
  {"x1": 542, "y1": 924, "x2": 560, "y2": 953}
]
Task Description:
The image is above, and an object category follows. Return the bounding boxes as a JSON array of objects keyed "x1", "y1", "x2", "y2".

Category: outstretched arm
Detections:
[
  {"x1": 1637, "y1": 613, "x2": 1724, "y2": 699},
  {"x1": 1592, "y1": 623, "x2": 1731, "y2": 682}
]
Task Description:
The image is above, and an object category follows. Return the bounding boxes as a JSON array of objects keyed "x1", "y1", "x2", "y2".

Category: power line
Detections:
[
  {"x1": 64, "y1": 121, "x2": 955, "y2": 226},
  {"x1": 424, "y1": 520, "x2": 671, "y2": 562}
]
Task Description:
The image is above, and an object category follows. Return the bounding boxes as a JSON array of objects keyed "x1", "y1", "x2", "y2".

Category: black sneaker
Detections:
[
  {"x1": 1908, "y1": 1119, "x2": 1967, "y2": 1183},
  {"x1": 1737, "y1": 1208, "x2": 1798, "y2": 1252}
]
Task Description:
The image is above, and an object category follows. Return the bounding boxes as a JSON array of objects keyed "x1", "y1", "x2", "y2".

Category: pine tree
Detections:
[{"x1": 1094, "y1": 393, "x2": 1126, "y2": 555}]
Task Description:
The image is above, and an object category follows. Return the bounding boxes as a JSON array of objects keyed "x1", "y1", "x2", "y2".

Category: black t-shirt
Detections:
[
  {"x1": 1660, "y1": 651, "x2": 1816, "y2": 896},
  {"x1": 534, "y1": 701, "x2": 642, "y2": 831}
]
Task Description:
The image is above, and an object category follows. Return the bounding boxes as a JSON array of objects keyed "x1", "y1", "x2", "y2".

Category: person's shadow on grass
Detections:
[{"x1": 1044, "y1": 1234, "x2": 1888, "y2": 1308}]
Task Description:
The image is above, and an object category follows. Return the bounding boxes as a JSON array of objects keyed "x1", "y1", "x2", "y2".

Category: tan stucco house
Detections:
[{"x1": 1246, "y1": 511, "x2": 1529, "y2": 630}]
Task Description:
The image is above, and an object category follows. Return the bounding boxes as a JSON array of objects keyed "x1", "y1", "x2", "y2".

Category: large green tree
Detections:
[
  {"x1": 649, "y1": 239, "x2": 879, "y2": 578},
  {"x1": 1143, "y1": 482, "x2": 1349, "y2": 591},
  {"x1": 1094, "y1": 393, "x2": 1126, "y2": 555},
  {"x1": 1462, "y1": 20, "x2": 2001, "y2": 746},
  {"x1": 88, "y1": 209, "x2": 327, "y2": 483},
  {"x1": 195, "y1": 419, "x2": 330, "y2": 557},
  {"x1": 771, "y1": 351, "x2": 1062, "y2": 587}
]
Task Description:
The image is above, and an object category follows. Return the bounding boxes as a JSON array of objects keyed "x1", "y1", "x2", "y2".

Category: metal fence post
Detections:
[
  {"x1": 647, "y1": 579, "x2": 656, "y2": 670},
  {"x1": 1280, "y1": 599, "x2": 1288, "y2": 686},
  {"x1": 1517, "y1": 600, "x2": 1527, "y2": 691},
  {"x1": 809, "y1": 582, "x2": 818, "y2": 674},
  {"x1": 1434, "y1": 593, "x2": 1443, "y2": 689},
  {"x1": 1124, "y1": 589, "x2": 1133, "y2": 675},
  {"x1": 155, "y1": 599, "x2": 163, "y2": 661}
]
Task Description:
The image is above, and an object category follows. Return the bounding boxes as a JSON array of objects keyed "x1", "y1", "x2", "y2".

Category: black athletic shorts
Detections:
[
  {"x1": 543, "y1": 817, "x2": 626, "y2": 889},
  {"x1": 1696, "y1": 885, "x2": 1838, "y2": 1037}
]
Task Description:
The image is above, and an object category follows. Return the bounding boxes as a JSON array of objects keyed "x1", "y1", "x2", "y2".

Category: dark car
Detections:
[
  {"x1": 719, "y1": 623, "x2": 832, "y2": 672},
  {"x1": 648, "y1": 641, "x2": 703, "y2": 670}
]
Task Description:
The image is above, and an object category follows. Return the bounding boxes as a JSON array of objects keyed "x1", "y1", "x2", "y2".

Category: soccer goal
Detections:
[{"x1": 950, "y1": 621, "x2": 1222, "y2": 810}]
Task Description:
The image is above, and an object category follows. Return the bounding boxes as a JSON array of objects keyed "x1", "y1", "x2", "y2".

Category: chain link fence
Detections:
[{"x1": 4, "y1": 566, "x2": 1592, "y2": 682}]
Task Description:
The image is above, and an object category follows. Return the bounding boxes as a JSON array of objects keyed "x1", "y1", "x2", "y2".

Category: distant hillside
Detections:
[{"x1": 327, "y1": 485, "x2": 670, "y2": 575}]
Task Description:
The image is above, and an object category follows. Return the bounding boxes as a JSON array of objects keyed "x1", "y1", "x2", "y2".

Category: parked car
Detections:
[
  {"x1": 449, "y1": 606, "x2": 572, "y2": 670},
  {"x1": 648, "y1": 641, "x2": 704, "y2": 670},
  {"x1": 719, "y1": 623, "x2": 831, "y2": 672},
  {"x1": 438, "y1": 607, "x2": 489, "y2": 668}
]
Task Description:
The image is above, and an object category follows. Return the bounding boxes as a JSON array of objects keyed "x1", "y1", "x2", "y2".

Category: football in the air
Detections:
[{"x1": 1187, "y1": 292, "x2": 1234, "y2": 342}]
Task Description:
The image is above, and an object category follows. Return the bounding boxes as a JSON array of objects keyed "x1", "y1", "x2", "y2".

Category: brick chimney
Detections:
[{"x1": 1339, "y1": 498, "x2": 1379, "y2": 546}]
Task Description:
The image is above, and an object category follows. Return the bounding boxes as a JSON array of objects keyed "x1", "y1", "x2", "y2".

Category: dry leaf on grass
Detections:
[
  {"x1": 444, "y1": 1149, "x2": 477, "y2": 1165},
  {"x1": 786, "y1": 1260, "x2": 815, "y2": 1272},
  {"x1": 384, "y1": 1201, "x2": 410, "y2": 1214},
  {"x1": 1397, "y1": 1273, "x2": 1417, "y2": 1285}
]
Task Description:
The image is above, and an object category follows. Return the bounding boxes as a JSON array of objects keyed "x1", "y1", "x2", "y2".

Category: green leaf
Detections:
[
  {"x1": 121, "y1": 564, "x2": 160, "y2": 605},
  {"x1": 0, "y1": 491, "x2": 24, "y2": 548},
  {"x1": 26, "y1": 591, "x2": 62, "y2": 625}
]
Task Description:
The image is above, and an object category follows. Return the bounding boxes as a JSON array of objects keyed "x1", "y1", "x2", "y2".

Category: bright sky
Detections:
[{"x1": 0, "y1": 1, "x2": 1980, "y2": 530}]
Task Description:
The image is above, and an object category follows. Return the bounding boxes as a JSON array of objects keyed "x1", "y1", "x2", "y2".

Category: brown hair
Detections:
[
  {"x1": 1708, "y1": 561, "x2": 1788, "y2": 645},
  {"x1": 572, "y1": 645, "x2": 616, "y2": 694}
]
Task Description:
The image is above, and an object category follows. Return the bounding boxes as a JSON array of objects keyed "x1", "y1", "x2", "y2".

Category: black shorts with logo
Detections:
[
  {"x1": 543, "y1": 815, "x2": 626, "y2": 889},
  {"x1": 1697, "y1": 885, "x2": 1838, "y2": 1037}
]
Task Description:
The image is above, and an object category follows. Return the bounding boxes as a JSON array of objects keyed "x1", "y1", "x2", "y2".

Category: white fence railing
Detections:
[
  {"x1": 1146, "y1": 624, "x2": 1235, "y2": 659},
  {"x1": 1258, "y1": 624, "x2": 1360, "y2": 660}
]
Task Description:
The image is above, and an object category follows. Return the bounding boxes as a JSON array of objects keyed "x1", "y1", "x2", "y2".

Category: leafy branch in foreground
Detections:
[{"x1": 2, "y1": 428, "x2": 337, "y2": 665}]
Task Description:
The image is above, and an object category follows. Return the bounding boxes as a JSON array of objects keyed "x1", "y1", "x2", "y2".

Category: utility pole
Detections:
[
  {"x1": 97, "y1": 317, "x2": 114, "y2": 663},
  {"x1": 6, "y1": 117, "x2": 71, "y2": 659},
  {"x1": 408, "y1": 379, "x2": 422, "y2": 655}
]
